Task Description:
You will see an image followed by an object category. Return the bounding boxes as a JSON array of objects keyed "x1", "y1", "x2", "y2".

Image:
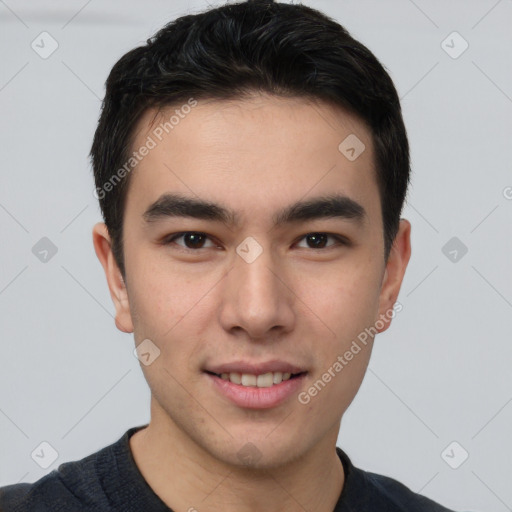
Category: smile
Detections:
[
  {"x1": 208, "y1": 371, "x2": 304, "y2": 388},
  {"x1": 205, "y1": 370, "x2": 308, "y2": 409}
]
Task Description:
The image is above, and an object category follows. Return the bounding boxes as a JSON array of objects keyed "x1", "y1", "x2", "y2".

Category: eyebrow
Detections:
[{"x1": 142, "y1": 193, "x2": 367, "y2": 228}]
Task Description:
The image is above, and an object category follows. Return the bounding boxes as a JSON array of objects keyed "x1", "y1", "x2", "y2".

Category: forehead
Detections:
[{"x1": 124, "y1": 94, "x2": 381, "y2": 227}]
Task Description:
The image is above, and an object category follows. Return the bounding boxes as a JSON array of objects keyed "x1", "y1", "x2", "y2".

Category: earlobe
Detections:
[
  {"x1": 376, "y1": 219, "x2": 411, "y2": 334},
  {"x1": 92, "y1": 222, "x2": 134, "y2": 334}
]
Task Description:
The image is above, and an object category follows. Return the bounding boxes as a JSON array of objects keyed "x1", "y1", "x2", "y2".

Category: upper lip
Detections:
[{"x1": 205, "y1": 360, "x2": 307, "y2": 375}]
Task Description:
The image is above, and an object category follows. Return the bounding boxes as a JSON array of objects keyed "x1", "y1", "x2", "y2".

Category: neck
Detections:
[{"x1": 129, "y1": 401, "x2": 345, "y2": 512}]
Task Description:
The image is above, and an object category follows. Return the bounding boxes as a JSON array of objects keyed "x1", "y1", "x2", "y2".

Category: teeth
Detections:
[
  {"x1": 241, "y1": 374, "x2": 257, "y2": 386},
  {"x1": 229, "y1": 372, "x2": 241, "y2": 384},
  {"x1": 256, "y1": 372, "x2": 274, "y2": 388},
  {"x1": 217, "y1": 371, "x2": 298, "y2": 387}
]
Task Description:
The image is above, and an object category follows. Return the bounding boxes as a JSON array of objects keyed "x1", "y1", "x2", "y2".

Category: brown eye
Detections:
[
  {"x1": 295, "y1": 233, "x2": 348, "y2": 249},
  {"x1": 164, "y1": 232, "x2": 215, "y2": 249}
]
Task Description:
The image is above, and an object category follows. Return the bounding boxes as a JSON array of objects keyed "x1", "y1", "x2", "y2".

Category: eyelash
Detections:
[{"x1": 161, "y1": 231, "x2": 350, "y2": 251}]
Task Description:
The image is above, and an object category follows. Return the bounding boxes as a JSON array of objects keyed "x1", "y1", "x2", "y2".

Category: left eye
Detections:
[{"x1": 295, "y1": 233, "x2": 346, "y2": 249}]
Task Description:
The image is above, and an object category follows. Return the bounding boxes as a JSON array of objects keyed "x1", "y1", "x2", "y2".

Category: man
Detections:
[{"x1": 0, "y1": 0, "x2": 462, "y2": 510}]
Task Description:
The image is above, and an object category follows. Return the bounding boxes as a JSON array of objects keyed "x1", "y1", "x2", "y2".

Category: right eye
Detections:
[{"x1": 161, "y1": 231, "x2": 218, "y2": 250}]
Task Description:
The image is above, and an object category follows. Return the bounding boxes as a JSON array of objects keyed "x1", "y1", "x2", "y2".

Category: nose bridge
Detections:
[
  {"x1": 238, "y1": 250, "x2": 278, "y2": 303},
  {"x1": 221, "y1": 239, "x2": 294, "y2": 338}
]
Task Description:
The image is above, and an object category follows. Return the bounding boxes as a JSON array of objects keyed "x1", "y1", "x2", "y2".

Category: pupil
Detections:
[
  {"x1": 185, "y1": 233, "x2": 205, "y2": 248},
  {"x1": 308, "y1": 233, "x2": 327, "y2": 248}
]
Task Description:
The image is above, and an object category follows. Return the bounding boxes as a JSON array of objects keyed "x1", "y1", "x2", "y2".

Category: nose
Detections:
[{"x1": 218, "y1": 243, "x2": 296, "y2": 341}]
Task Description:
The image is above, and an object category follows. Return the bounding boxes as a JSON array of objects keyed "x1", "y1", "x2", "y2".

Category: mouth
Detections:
[
  {"x1": 204, "y1": 370, "x2": 307, "y2": 388},
  {"x1": 203, "y1": 365, "x2": 308, "y2": 409}
]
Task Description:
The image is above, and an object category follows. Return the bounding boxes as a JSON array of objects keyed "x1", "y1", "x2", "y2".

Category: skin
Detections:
[{"x1": 93, "y1": 93, "x2": 411, "y2": 512}]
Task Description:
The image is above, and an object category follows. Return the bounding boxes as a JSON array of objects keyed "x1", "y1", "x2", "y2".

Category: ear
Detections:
[
  {"x1": 92, "y1": 222, "x2": 134, "y2": 333},
  {"x1": 376, "y1": 219, "x2": 411, "y2": 333}
]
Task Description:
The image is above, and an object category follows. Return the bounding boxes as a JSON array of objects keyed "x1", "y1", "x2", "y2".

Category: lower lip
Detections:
[{"x1": 206, "y1": 372, "x2": 307, "y2": 409}]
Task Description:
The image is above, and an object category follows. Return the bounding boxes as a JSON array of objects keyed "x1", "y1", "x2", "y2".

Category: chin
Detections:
[{"x1": 206, "y1": 433, "x2": 309, "y2": 471}]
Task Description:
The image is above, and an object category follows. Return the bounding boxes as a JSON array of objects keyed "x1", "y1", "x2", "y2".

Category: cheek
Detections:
[
  {"x1": 126, "y1": 255, "x2": 213, "y2": 371},
  {"x1": 309, "y1": 260, "x2": 382, "y2": 340},
  {"x1": 126, "y1": 250, "x2": 191, "y2": 336}
]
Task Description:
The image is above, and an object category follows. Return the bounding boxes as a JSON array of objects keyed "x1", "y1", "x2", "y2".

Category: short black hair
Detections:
[{"x1": 90, "y1": 0, "x2": 410, "y2": 278}]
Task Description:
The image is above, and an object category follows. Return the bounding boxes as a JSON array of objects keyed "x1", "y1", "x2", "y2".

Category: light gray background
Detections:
[{"x1": 1, "y1": 1, "x2": 511, "y2": 510}]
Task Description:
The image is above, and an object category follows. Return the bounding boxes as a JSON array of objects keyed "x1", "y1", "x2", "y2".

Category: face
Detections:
[{"x1": 94, "y1": 93, "x2": 410, "y2": 469}]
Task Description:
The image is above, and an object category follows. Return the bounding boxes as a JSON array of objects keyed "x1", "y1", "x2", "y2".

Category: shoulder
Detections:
[
  {"x1": 0, "y1": 439, "x2": 119, "y2": 512},
  {"x1": 364, "y1": 470, "x2": 455, "y2": 511},
  {"x1": 336, "y1": 447, "x2": 457, "y2": 511}
]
